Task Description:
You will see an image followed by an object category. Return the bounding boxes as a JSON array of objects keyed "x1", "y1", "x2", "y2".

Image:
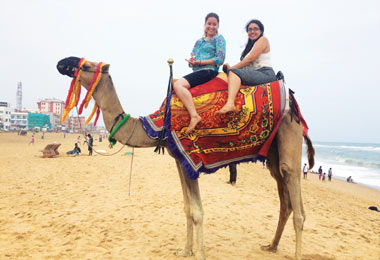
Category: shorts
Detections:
[
  {"x1": 229, "y1": 66, "x2": 276, "y2": 86},
  {"x1": 183, "y1": 69, "x2": 218, "y2": 88}
]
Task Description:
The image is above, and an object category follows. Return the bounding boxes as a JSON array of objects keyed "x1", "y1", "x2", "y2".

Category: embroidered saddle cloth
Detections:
[{"x1": 140, "y1": 74, "x2": 287, "y2": 179}]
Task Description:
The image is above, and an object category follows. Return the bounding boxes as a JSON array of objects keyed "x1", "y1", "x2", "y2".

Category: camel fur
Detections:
[{"x1": 57, "y1": 57, "x2": 315, "y2": 260}]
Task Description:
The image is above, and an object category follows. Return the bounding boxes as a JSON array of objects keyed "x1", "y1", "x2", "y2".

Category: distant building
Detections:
[
  {"x1": 10, "y1": 111, "x2": 28, "y2": 130},
  {"x1": 37, "y1": 98, "x2": 65, "y2": 129},
  {"x1": 0, "y1": 102, "x2": 12, "y2": 130},
  {"x1": 28, "y1": 113, "x2": 52, "y2": 130},
  {"x1": 67, "y1": 116, "x2": 86, "y2": 132},
  {"x1": 37, "y1": 98, "x2": 64, "y2": 115}
]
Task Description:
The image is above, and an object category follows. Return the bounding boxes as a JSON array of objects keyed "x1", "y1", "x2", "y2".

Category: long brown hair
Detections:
[{"x1": 240, "y1": 19, "x2": 264, "y2": 60}]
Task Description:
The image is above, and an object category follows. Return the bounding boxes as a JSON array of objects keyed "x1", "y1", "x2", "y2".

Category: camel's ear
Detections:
[{"x1": 102, "y1": 64, "x2": 110, "y2": 73}]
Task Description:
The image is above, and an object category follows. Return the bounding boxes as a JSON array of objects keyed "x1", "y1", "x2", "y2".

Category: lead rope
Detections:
[
  {"x1": 128, "y1": 147, "x2": 134, "y2": 196},
  {"x1": 75, "y1": 106, "x2": 126, "y2": 156},
  {"x1": 75, "y1": 105, "x2": 135, "y2": 196}
]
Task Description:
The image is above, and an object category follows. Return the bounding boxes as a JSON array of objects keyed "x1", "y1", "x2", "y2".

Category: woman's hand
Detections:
[{"x1": 185, "y1": 59, "x2": 203, "y2": 67}]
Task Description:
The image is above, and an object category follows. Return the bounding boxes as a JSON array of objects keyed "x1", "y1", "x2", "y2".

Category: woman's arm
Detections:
[{"x1": 231, "y1": 36, "x2": 269, "y2": 69}]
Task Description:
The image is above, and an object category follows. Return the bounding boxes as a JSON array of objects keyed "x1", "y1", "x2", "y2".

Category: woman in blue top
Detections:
[{"x1": 173, "y1": 12, "x2": 226, "y2": 134}]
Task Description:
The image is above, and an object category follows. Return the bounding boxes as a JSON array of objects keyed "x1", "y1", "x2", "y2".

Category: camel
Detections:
[{"x1": 56, "y1": 57, "x2": 315, "y2": 260}]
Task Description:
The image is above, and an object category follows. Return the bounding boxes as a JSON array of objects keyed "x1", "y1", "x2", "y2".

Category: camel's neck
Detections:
[{"x1": 91, "y1": 75, "x2": 158, "y2": 148}]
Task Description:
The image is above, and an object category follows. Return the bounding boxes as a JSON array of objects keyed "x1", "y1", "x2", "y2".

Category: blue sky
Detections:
[{"x1": 1, "y1": 0, "x2": 379, "y2": 143}]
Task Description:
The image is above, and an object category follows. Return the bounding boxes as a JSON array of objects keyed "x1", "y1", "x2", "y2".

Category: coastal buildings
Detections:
[
  {"x1": 37, "y1": 98, "x2": 65, "y2": 118},
  {"x1": 66, "y1": 116, "x2": 86, "y2": 132},
  {"x1": 1, "y1": 98, "x2": 102, "y2": 133},
  {"x1": 10, "y1": 111, "x2": 28, "y2": 130},
  {"x1": 0, "y1": 102, "x2": 12, "y2": 130},
  {"x1": 37, "y1": 98, "x2": 65, "y2": 129}
]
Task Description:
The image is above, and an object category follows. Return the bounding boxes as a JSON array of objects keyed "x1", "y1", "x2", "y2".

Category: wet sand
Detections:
[{"x1": 1, "y1": 132, "x2": 379, "y2": 260}]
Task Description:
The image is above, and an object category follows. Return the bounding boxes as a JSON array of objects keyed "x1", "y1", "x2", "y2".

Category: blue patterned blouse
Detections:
[{"x1": 191, "y1": 34, "x2": 226, "y2": 72}]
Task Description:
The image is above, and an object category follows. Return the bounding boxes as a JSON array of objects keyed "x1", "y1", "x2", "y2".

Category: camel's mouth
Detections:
[{"x1": 57, "y1": 56, "x2": 82, "y2": 77}]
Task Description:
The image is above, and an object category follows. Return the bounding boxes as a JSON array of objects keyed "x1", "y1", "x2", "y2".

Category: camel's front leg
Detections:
[{"x1": 175, "y1": 161, "x2": 205, "y2": 260}]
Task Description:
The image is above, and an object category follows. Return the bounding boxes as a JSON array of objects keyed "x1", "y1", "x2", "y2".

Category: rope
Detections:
[
  {"x1": 128, "y1": 147, "x2": 134, "y2": 196},
  {"x1": 74, "y1": 106, "x2": 126, "y2": 156}
]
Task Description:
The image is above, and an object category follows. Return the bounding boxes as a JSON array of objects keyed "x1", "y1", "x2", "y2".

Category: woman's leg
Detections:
[
  {"x1": 216, "y1": 71, "x2": 241, "y2": 114},
  {"x1": 173, "y1": 78, "x2": 201, "y2": 134}
]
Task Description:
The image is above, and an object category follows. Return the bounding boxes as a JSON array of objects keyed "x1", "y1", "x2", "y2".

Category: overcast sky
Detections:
[{"x1": 1, "y1": 0, "x2": 379, "y2": 143}]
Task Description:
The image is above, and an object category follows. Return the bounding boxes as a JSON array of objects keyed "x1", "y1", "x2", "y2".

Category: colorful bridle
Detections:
[{"x1": 61, "y1": 58, "x2": 106, "y2": 126}]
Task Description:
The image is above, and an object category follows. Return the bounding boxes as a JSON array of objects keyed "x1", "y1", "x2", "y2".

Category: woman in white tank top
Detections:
[{"x1": 217, "y1": 19, "x2": 276, "y2": 114}]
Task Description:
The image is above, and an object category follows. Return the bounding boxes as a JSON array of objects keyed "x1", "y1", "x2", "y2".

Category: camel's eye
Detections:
[{"x1": 82, "y1": 64, "x2": 90, "y2": 70}]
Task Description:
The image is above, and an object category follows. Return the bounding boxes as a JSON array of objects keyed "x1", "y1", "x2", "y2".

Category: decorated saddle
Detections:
[{"x1": 140, "y1": 73, "x2": 288, "y2": 179}]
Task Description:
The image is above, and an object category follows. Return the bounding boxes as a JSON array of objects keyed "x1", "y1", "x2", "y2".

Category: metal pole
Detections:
[{"x1": 154, "y1": 58, "x2": 174, "y2": 153}]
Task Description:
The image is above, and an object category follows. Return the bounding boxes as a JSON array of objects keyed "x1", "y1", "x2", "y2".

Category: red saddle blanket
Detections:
[{"x1": 141, "y1": 76, "x2": 287, "y2": 179}]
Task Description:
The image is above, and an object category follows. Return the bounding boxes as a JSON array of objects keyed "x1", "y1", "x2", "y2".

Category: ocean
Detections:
[{"x1": 302, "y1": 141, "x2": 380, "y2": 190}]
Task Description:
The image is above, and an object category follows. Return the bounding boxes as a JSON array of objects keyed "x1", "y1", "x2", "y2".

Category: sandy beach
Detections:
[{"x1": 0, "y1": 132, "x2": 379, "y2": 260}]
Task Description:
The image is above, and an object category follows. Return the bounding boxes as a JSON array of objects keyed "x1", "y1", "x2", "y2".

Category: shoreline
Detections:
[{"x1": 1, "y1": 132, "x2": 380, "y2": 259}]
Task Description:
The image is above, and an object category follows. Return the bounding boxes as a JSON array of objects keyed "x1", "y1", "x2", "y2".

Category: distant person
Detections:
[
  {"x1": 29, "y1": 135, "x2": 35, "y2": 145},
  {"x1": 318, "y1": 166, "x2": 323, "y2": 181},
  {"x1": 228, "y1": 164, "x2": 237, "y2": 185},
  {"x1": 77, "y1": 136, "x2": 81, "y2": 145},
  {"x1": 347, "y1": 176, "x2": 354, "y2": 183},
  {"x1": 328, "y1": 168, "x2": 333, "y2": 181},
  {"x1": 322, "y1": 172, "x2": 326, "y2": 182},
  {"x1": 87, "y1": 134, "x2": 93, "y2": 156},
  {"x1": 66, "y1": 143, "x2": 81, "y2": 156},
  {"x1": 303, "y1": 163, "x2": 308, "y2": 179}
]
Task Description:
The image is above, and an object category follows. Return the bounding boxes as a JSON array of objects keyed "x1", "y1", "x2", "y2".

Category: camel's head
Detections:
[{"x1": 57, "y1": 56, "x2": 110, "y2": 87}]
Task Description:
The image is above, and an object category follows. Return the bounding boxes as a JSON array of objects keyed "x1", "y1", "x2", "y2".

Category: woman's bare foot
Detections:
[
  {"x1": 216, "y1": 103, "x2": 236, "y2": 114},
  {"x1": 185, "y1": 114, "x2": 202, "y2": 134}
]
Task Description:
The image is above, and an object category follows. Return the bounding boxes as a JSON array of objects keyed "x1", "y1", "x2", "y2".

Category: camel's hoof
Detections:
[
  {"x1": 174, "y1": 248, "x2": 193, "y2": 257},
  {"x1": 195, "y1": 252, "x2": 206, "y2": 260},
  {"x1": 261, "y1": 244, "x2": 277, "y2": 253}
]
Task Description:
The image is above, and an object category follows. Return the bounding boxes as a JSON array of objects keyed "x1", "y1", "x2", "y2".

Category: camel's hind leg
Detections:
[
  {"x1": 261, "y1": 139, "x2": 293, "y2": 252},
  {"x1": 276, "y1": 113, "x2": 306, "y2": 260},
  {"x1": 174, "y1": 160, "x2": 205, "y2": 260}
]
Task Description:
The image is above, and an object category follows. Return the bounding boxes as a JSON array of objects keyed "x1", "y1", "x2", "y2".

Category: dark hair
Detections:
[
  {"x1": 205, "y1": 12, "x2": 219, "y2": 24},
  {"x1": 240, "y1": 19, "x2": 265, "y2": 60}
]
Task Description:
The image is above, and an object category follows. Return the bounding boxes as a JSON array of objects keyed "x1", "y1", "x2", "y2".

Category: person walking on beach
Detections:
[
  {"x1": 322, "y1": 172, "x2": 326, "y2": 182},
  {"x1": 87, "y1": 134, "x2": 93, "y2": 156},
  {"x1": 228, "y1": 164, "x2": 237, "y2": 185},
  {"x1": 29, "y1": 135, "x2": 35, "y2": 145},
  {"x1": 318, "y1": 166, "x2": 323, "y2": 181},
  {"x1": 173, "y1": 12, "x2": 226, "y2": 134},
  {"x1": 328, "y1": 168, "x2": 333, "y2": 181},
  {"x1": 303, "y1": 163, "x2": 308, "y2": 179}
]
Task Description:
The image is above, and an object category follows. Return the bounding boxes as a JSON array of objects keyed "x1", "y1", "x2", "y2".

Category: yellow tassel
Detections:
[
  {"x1": 84, "y1": 63, "x2": 105, "y2": 108},
  {"x1": 85, "y1": 103, "x2": 98, "y2": 125}
]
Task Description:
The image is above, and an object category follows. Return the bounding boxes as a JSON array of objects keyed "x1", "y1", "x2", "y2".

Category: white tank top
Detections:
[{"x1": 247, "y1": 52, "x2": 272, "y2": 70}]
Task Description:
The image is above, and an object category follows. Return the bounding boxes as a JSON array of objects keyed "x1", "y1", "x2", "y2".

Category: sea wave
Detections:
[
  {"x1": 311, "y1": 143, "x2": 380, "y2": 152},
  {"x1": 343, "y1": 159, "x2": 380, "y2": 169}
]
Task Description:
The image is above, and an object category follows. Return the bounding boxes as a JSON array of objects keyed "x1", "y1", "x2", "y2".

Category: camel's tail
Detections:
[{"x1": 303, "y1": 134, "x2": 315, "y2": 170}]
